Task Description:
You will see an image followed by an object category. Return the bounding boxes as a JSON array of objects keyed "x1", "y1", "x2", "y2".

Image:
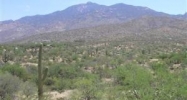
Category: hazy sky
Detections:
[{"x1": 0, "y1": 0, "x2": 187, "y2": 21}]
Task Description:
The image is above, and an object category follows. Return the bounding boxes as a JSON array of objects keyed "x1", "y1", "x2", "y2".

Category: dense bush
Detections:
[
  {"x1": 1, "y1": 64, "x2": 28, "y2": 81},
  {"x1": 0, "y1": 73, "x2": 22, "y2": 100},
  {"x1": 114, "y1": 64, "x2": 153, "y2": 89}
]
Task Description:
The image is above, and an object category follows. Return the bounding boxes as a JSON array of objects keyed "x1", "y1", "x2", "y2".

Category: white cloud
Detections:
[{"x1": 25, "y1": 5, "x2": 31, "y2": 12}]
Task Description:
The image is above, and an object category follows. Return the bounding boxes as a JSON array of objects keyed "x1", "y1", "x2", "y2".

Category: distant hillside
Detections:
[
  {"x1": 0, "y1": 2, "x2": 180, "y2": 43},
  {"x1": 1, "y1": 2, "x2": 186, "y2": 43},
  {"x1": 12, "y1": 16, "x2": 187, "y2": 44}
]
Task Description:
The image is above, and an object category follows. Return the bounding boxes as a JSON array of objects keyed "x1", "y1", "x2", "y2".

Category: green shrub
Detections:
[
  {"x1": 113, "y1": 64, "x2": 154, "y2": 99},
  {"x1": 48, "y1": 63, "x2": 85, "y2": 79},
  {"x1": 150, "y1": 61, "x2": 167, "y2": 72},
  {"x1": 20, "y1": 81, "x2": 37, "y2": 99},
  {"x1": 73, "y1": 77, "x2": 101, "y2": 100},
  {"x1": 54, "y1": 78, "x2": 75, "y2": 91},
  {"x1": 1, "y1": 64, "x2": 28, "y2": 81},
  {"x1": 0, "y1": 73, "x2": 22, "y2": 99}
]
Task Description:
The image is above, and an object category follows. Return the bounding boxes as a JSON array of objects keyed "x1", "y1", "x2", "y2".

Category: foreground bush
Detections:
[{"x1": 0, "y1": 73, "x2": 22, "y2": 100}]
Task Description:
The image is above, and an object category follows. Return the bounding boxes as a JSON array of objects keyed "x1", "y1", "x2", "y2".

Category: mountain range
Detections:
[{"x1": 0, "y1": 2, "x2": 186, "y2": 43}]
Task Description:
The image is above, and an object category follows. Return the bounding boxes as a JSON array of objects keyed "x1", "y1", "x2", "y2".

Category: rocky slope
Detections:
[{"x1": 12, "y1": 16, "x2": 187, "y2": 44}]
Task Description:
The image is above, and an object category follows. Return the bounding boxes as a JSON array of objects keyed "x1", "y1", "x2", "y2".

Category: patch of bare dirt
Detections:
[
  {"x1": 21, "y1": 62, "x2": 38, "y2": 67},
  {"x1": 49, "y1": 90, "x2": 74, "y2": 100}
]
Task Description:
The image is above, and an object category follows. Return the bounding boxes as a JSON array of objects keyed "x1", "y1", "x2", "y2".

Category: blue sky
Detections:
[{"x1": 0, "y1": 0, "x2": 187, "y2": 21}]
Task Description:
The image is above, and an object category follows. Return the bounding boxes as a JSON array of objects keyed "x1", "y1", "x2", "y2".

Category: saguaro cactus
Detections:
[
  {"x1": 38, "y1": 44, "x2": 48, "y2": 100},
  {"x1": 2, "y1": 50, "x2": 9, "y2": 63},
  {"x1": 95, "y1": 47, "x2": 98, "y2": 54}
]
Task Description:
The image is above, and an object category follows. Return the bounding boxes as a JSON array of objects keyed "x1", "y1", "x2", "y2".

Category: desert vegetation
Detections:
[
  {"x1": 0, "y1": 1, "x2": 187, "y2": 100},
  {"x1": 0, "y1": 37, "x2": 187, "y2": 100}
]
